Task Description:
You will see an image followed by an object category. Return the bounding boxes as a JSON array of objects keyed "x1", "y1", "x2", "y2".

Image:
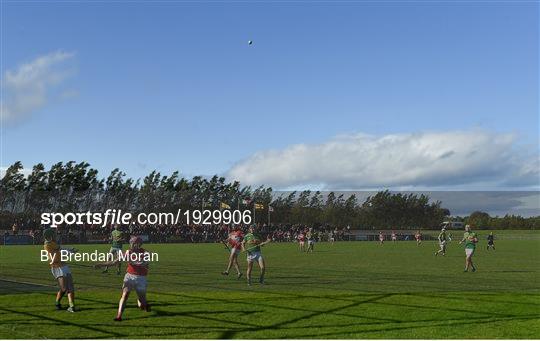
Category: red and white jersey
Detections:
[
  {"x1": 391, "y1": 233, "x2": 397, "y2": 239},
  {"x1": 298, "y1": 233, "x2": 305, "y2": 242},
  {"x1": 415, "y1": 233, "x2": 422, "y2": 240},
  {"x1": 125, "y1": 248, "x2": 149, "y2": 276},
  {"x1": 379, "y1": 234, "x2": 384, "y2": 240},
  {"x1": 228, "y1": 230, "x2": 244, "y2": 249}
]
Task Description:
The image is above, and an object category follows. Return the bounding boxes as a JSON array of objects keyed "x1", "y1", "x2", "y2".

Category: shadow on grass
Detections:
[
  {"x1": 0, "y1": 306, "x2": 123, "y2": 338},
  {"x1": 2, "y1": 269, "x2": 539, "y2": 339}
]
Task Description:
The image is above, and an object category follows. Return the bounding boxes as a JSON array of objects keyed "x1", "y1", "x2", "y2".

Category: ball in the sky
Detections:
[{"x1": 248, "y1": 40, "x2": 253, "y2": 45}]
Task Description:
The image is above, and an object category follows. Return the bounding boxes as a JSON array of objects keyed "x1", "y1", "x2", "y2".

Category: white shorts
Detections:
[
  {"x1": 299, "y1": 241, "x2": 305, "y2": 245},
  {"x1": 247, "y1": 251, "x2": 263, "y2": 263},
  {"x1": 465, "y1": 248, "x2": 475, "y2": 257},
  {"x1": 439, "y1": 241, "x2": 447, "y2": 247},
  {"x1": 231, "y1": 247, "x2": 241, "y2": 256},
  {"x1": 123, "y1": 273, "x2": 147, "y2": 292},
  {"x1": 51, "y1": 265, "x2": 71, "y2": 279}
]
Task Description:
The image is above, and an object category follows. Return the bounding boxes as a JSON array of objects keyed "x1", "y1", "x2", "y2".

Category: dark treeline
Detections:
[
  {"x1": 1, "y1": 161, "x2": 539, "y2": 229},
  {"x1": 458, "y1": 211, "x2": 540, "y2": 230}
]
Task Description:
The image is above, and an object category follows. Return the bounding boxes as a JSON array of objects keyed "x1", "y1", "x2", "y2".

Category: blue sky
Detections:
[{"x1": 1, "y1": 1, "x2": 539, "y2": 190}]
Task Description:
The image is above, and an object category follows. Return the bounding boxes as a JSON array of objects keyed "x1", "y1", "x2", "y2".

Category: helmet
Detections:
[
  {"x1": 129, "y1": 236, "x2": 143, "y2": 247},
  {"x1": 43, "y1": 228, "x2": 56, "y2": 241}
]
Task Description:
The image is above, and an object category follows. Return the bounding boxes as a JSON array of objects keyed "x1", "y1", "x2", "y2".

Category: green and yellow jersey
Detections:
[
  {"x1": 243, "y1": 233, "x2": 261, "y2": 254},
  {"x1": 111, "y1": 229, "x2": 123, "y2": 249},
  {"x1": 44, "y1": 240, "x2": 64, "y2": 268},
  {"x1": 438, "y1": 231, "x2": 447, "y2": 242},
  {"x1": 463, "y1": 231, "x2": 477, "y2": 249}
]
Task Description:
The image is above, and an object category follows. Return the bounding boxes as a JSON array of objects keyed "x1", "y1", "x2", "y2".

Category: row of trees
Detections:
[
  {"x1": 457, "y1": 211, "x2": 540, "y2": 230},
  {"x1": 1, "y1": 161, "x2": 538, "y2": 229}
]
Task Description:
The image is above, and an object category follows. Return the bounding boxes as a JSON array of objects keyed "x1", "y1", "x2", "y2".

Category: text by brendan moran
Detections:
[{"x1": 41, "y1": 250, "x2": 159, "y2": 264}]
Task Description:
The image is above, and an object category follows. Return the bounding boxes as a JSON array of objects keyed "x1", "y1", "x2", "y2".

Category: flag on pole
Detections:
[
  {"x1": 268, "y1": 206, "x2": 274, "y2": 212},
  {"x1": 242, "y1": 198, "x2": 251, "y2": 205},
  {"x1": 255, "y1": 203, "x2": 264, "y2": 210},
  {"x1": 220, "y1": 202, "x2": 231, "y2": 209}
]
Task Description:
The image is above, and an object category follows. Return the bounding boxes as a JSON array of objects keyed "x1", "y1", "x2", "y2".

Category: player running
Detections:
[
  {"x1": 95, "y1": 236, "x2": 151, "y2": 321},
  {"x1": 103, "y1": 225, "x2": 123, "y2": 275},
  {"x1": 487, "y1": 232, "x2": 495, "y2": 250},
  {"x1": 378, "y1": 231, "x2": 384, "y2": 245},
  {"x1": 222, "y1": 227, "x2": 244, "y2": 279},
  {"x1": 306, "y1": 228, "x2": 315, "y2": 252},
  {"x1": 415, "y1": 231, "x2": 422, "y2": 246},
  {"x1": 460, "y1": 225, "x2": 478, "y2": 272},
  {"x1": 435, "y1": 228, "x2": 448, "y2": 256},
  {"x1": 297, "y1": 230, "x2": 306, "y2": 252},
  {"x1": 242, "y1": 226, "x2": 269, "y2": 286},
  {"x1": 43, "y1": 228, "x2": 77, "y2": 312},
  {"x1": 391, "y1": 231, "x2": 397, "y2": 242}
]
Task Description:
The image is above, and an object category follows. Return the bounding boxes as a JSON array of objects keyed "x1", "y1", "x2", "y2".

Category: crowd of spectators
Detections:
[{"x1": 3, "y1": 221, "x2": 351, "y2": 245}]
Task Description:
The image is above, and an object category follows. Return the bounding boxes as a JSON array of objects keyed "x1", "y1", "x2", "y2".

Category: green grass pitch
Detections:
[{"x1": 1, "y1": 231, "x2": 539, "y2": 339}]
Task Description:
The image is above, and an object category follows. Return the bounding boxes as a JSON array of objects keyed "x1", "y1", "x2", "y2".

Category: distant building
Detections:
[{"x1": 440, "y1": 221, "x2": 464, "y2": 230}]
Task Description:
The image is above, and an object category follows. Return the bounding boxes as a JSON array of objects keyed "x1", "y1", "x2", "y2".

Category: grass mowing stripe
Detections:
[{"x1": 1, "y1": 237, "x2": 539, "y2": 338}]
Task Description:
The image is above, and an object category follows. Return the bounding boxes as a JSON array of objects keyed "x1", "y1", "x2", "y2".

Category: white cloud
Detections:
[
  {"x1": 227, "y1": 130, "x2": 540, "y2": 190},
  {"x1": 0, "y1": 166, "x2": 32, "y2": 179},
  {"x1": 1, "y1": 50, "x2": 76, "y2": 123}
]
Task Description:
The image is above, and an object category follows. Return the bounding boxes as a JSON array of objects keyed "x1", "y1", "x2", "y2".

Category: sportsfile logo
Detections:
[
  {"x1": 41, "y1": 209, "x2": 253, "y2": 227},
  {"x1": 41, "y1": 209, "x2": 177, "y2": 228}
]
